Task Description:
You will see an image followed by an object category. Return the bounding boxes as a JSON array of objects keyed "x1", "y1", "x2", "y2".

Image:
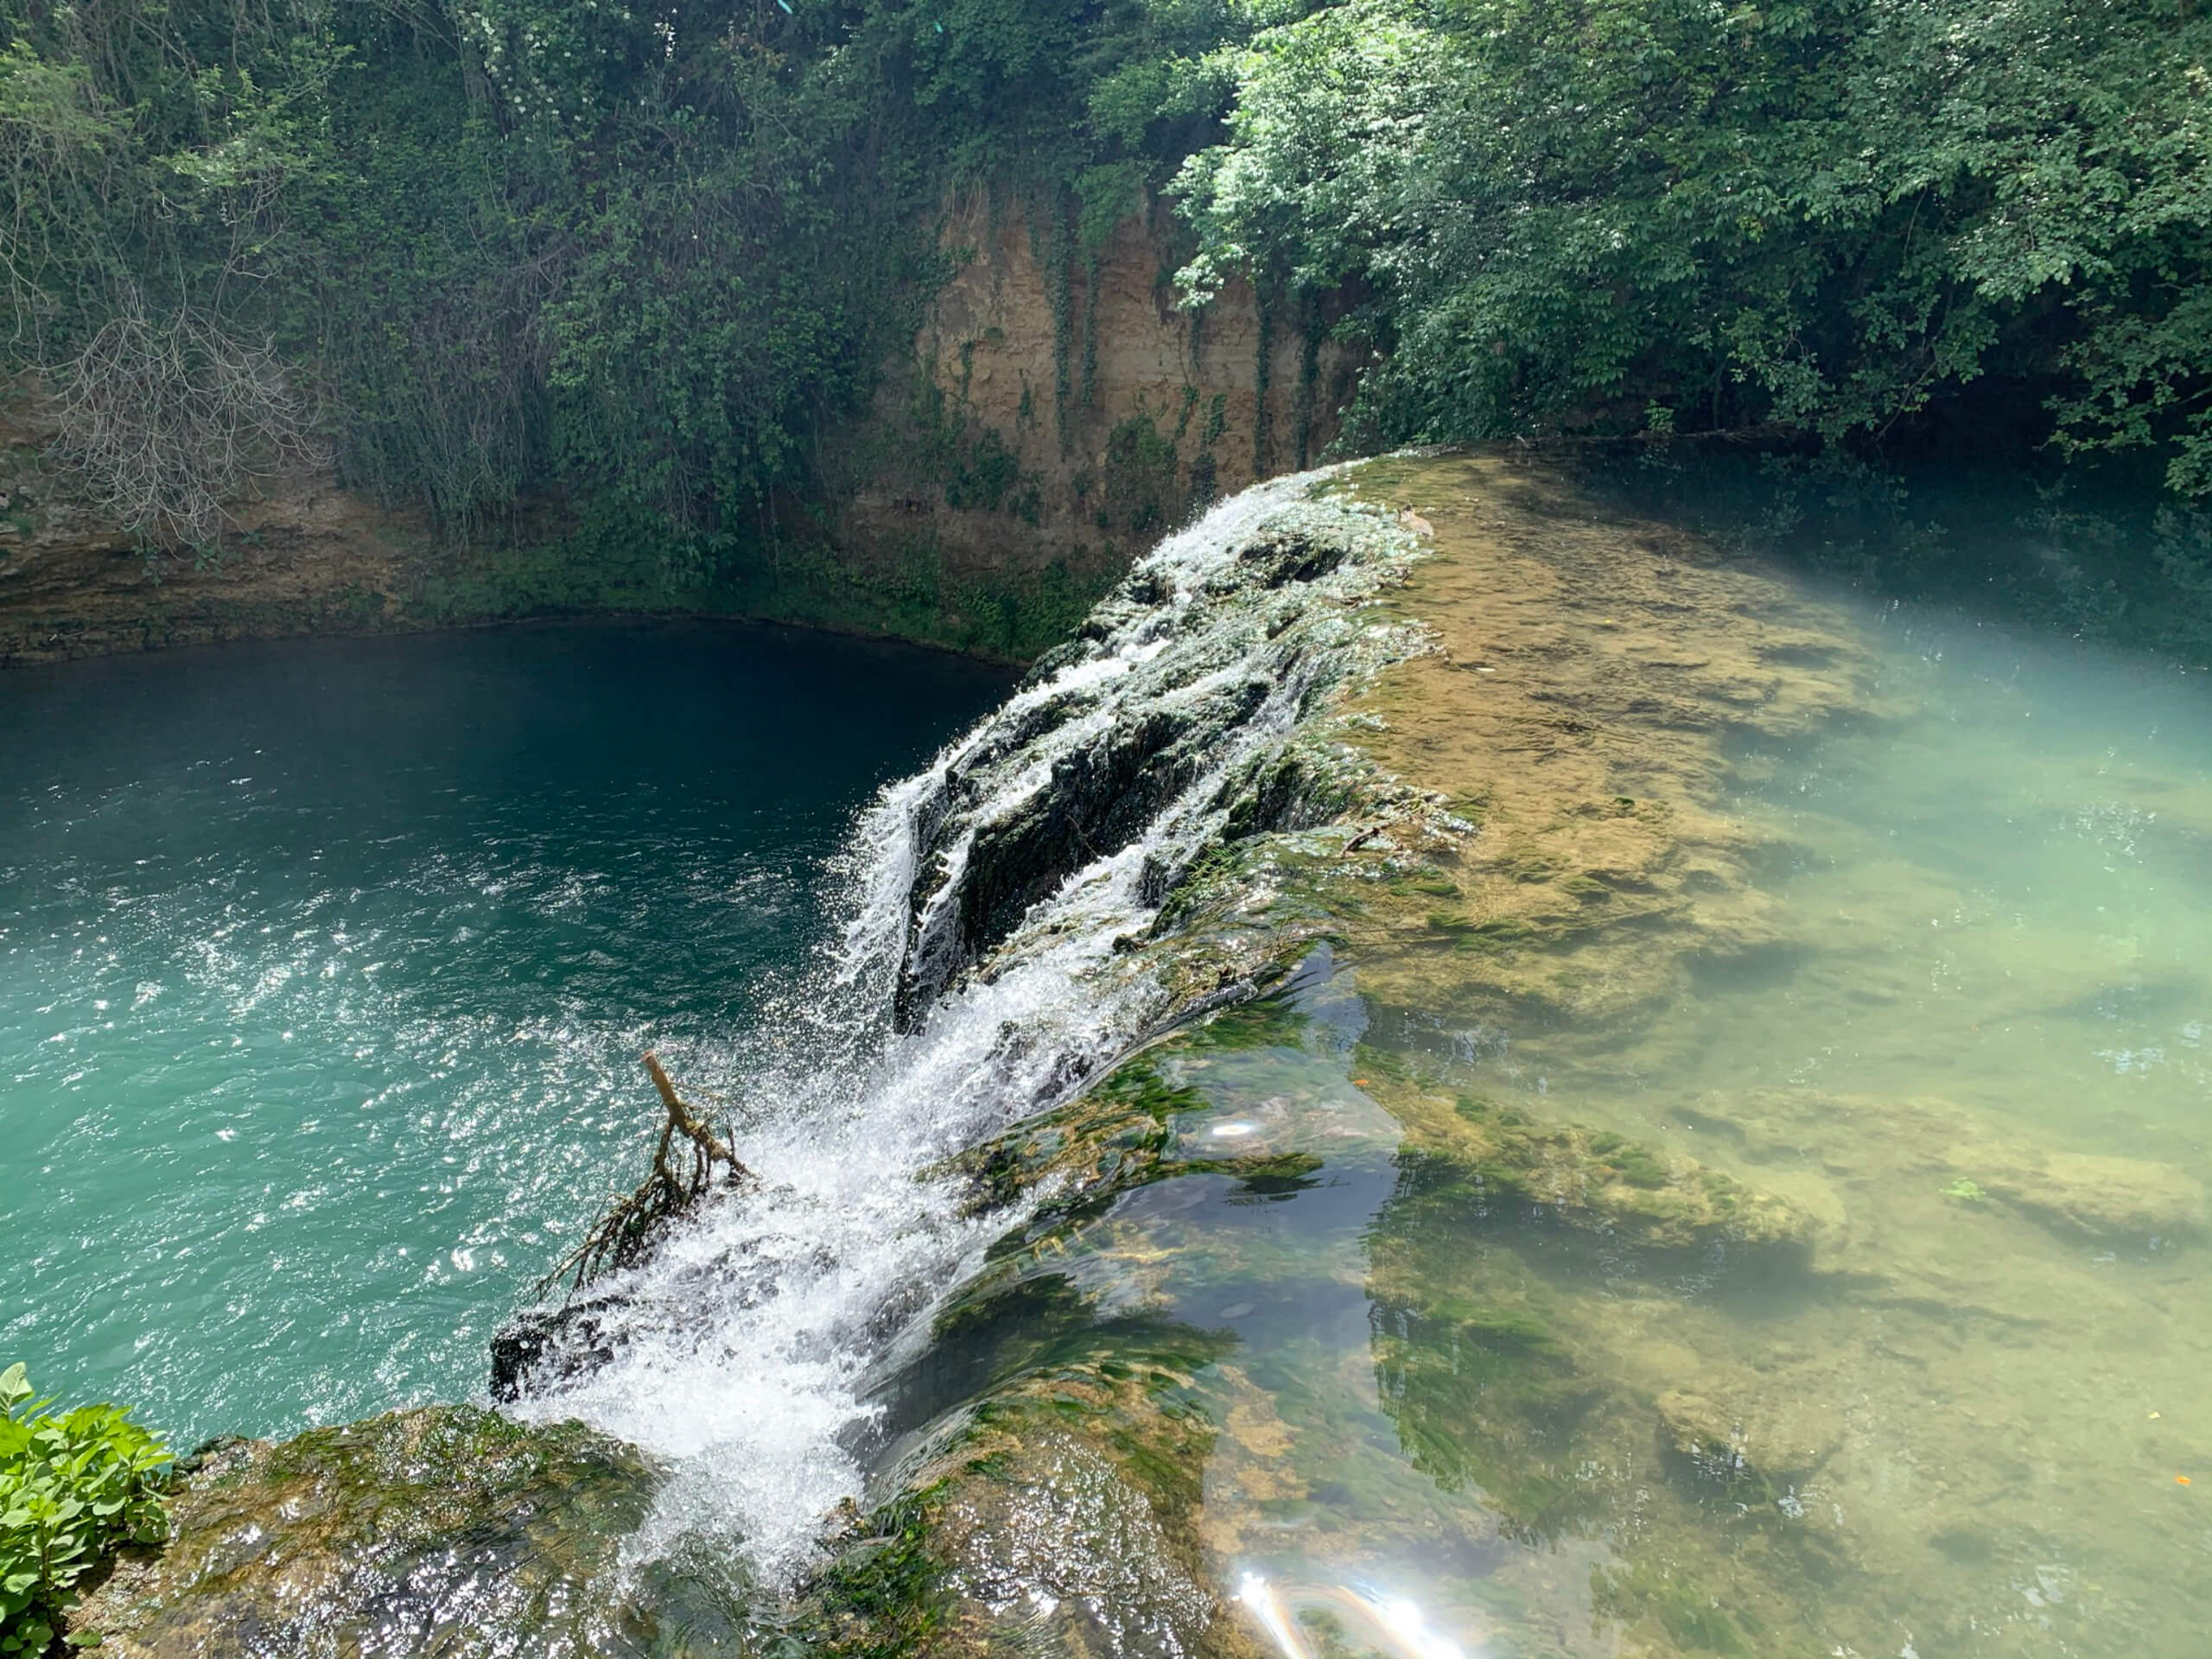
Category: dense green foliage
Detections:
[
  {"x1": 0, "y1": 1364, "x2": 171, "y2": 1655},
  {"x1": 1174, "y1": 0, "x2": 2212, "y2": 492},
  {"x1": 3, "y1": 0, "x2": 2208, "y2": 594},
  {"x1": 0, "y1": 0, "x2": 1281, "y2": 555}
]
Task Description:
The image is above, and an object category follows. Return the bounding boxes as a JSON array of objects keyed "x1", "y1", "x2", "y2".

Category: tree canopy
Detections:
[
  {"x1": 1173, "y1": 0, "x2": 2212, "y2": 493},
  {"x1": 3, "y1": 0, "x2": 2207, "y2": 556}
]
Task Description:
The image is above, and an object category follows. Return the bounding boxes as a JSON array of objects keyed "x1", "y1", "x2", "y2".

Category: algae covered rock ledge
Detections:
[{"x1": 66, "y1": 1408, "x2": 669, "y2": 1656}]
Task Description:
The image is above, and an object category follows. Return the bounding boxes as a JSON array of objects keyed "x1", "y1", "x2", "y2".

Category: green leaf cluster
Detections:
[{"x1": 0, "y1": 1364, "x2": 171, "y2": 1656}]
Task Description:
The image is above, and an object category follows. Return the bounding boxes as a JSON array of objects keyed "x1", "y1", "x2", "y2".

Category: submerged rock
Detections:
[
  {"x1": 1951, "y1": 1147, "x2": 2207, "y2": 1247},
  {"x1": 1656, "y1": 1389, "x2": 1843, "y2": 1493},
  {"x1": 827, "y1": 1361, "x2": 1246, "y2": 1659},
  {"x1": 1358, "y1": 1069, "x2": 1812, "y2": 1264},
  {"x1": 65, "y1": 1407, "x2": 664, "y2": 1657}
]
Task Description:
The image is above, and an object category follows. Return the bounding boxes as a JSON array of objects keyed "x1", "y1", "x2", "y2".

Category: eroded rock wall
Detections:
[
  {"x1": 824, "y1": 193, "x2": 1356, "y2": 613},
  {"x1": 0, "y1": 199, "x2": 1351, "y2": 666},
  {"x1": 0, "y1": 404, "x2": 425, "y2": 665}
]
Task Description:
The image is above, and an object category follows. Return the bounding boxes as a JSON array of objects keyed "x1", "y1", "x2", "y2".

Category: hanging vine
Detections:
[{"x1": 1251, "y1": 279, "x2": 1274, "y2": 480}]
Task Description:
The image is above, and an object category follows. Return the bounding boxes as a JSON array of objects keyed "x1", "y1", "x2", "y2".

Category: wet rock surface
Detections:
[
  {"x1": 1656, "y1": 1389, "x2": 1844, "y2": 1491},
  {"x1": 65, "y1": 1407, "x2": 665, "y2": 1657},
  {"x1": 1355, "y1": 1069, "x2": 1812, "y2": 1264},
  {"x1": 884, "y1": 480, "x2": 1423, "y2": 1027}
]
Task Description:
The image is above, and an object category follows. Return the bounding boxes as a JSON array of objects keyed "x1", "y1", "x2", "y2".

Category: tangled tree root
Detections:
[{"x1": 540, "y1": 1052, "x2": 752, "y2": 1295}]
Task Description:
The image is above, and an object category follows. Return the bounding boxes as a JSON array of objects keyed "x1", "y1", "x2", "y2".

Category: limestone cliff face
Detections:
[
  {"x1": 0, "y1": 200, "x2": 1352, "y2": 665},
  {"x1": 823, "y1": 194, "x2": 1357, "y2": 608},
  {"x1": 0, "y1": 405, "x2": 424, "y2": 665}
]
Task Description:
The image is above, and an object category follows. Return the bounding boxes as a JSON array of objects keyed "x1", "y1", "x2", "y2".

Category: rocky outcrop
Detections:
[
  {"x1": 0, "y1": 404, "x2": 425, "y2": 664},
  {"x1": 881, "y1": 502, "x2": 1414, "y2": 1027},
  {"x1": 823, "y1": 193, "x2": 1357, "y2": 616},
  {"x1": 2, "y1": 198, "x2": 1354, "y2": 667},
  {"x1": 64, "y1": 1408, "x2": 667, "y2": 1656}
]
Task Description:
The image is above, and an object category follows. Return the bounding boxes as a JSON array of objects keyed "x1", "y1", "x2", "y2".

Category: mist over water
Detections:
[{"x1": 0, "y1": 622, "x2": 1013, "y2": 1448}]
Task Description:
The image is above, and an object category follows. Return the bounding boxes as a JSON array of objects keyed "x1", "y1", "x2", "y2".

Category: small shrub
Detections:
[{"x1": 0, "y1": 1363, "x2": 172, "y2": 1655}]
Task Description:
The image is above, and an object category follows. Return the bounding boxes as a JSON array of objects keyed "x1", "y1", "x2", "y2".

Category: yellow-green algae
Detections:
[
  {"x1": 871, "y1": 985, "x2": 1855, "y2": 1657},
  {"x1": 1311, "y1": 451, "x2": 2211, "y2": 1652}
]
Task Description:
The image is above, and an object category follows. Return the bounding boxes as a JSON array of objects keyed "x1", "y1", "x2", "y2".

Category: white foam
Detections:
[{"x1": 512, "y1": 470, "x2": 1421, "y2": 1585}]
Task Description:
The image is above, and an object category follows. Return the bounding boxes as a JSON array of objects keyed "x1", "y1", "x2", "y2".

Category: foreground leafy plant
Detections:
[{"x1": 0, "y1": 1363, "x2": 171, "y2": 1655}]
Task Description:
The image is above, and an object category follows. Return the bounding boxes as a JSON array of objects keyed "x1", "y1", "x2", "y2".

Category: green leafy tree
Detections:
[{"x1": 1173, "y1": 0, "x2": 2212, "y2": 493}]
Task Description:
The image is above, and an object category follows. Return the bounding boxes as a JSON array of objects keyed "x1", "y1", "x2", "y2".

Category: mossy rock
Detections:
[
  {"x1": 827, "y1": 1362, "x2": 1256, "y2": 1659},
  {"x1": 1351, "y1": 1069, "x2": 1809, "y2": 1262},
  {"x1": 1655, "y1": 1389, "x2": 1843, "y2": 1497},
  {"x1": 1946, "y1": 1147, "x2": 2207, "y2": 1247},
  {"x1": 938, "y1": 1053, "x2": 1326, "y2": 1236},
  {"x1": 64, "y1": 1407, "x2": 670, "y2": 1657}
]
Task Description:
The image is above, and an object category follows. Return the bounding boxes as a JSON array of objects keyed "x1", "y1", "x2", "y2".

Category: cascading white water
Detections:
[{"x1": 511, "y1": 468, "x2": 1423, "y2": 1584}]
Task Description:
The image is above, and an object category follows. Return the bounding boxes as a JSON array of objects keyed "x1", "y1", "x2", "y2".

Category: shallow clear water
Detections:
[
  {"x1": 0, "y1": 622, "x2": 1012, "y2": 1447},
  {"x1": 897, "y1": 561, "x2": 2212, "y2": 1656},
  {"x1": 1140, "y1": 597, "x2": 2212, "y2": 1656},
  {"x1": 1694, "y1": 607, "x2": 2212, "y2": 1154}
]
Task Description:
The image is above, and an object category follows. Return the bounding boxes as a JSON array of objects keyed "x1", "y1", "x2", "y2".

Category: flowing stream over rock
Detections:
[
  {"x1": 505, "y1": 472, "x2": 1427, "y2": 1581},
  {"x1": 29, "y1": 454, "x2": 2212, "y2": 1658}
]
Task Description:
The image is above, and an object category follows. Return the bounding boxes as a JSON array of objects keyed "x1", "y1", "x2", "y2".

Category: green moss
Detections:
[
  {"x1": 795, "y1": 1486, "x2": 957, "y2": 1659},
  {"x1": 1389, "y1": 873, "x2": 1462, "y2": 898},
  {"x1": 1353, "y1": 1048, "x2": 1808, "y2": 1260},
  {"x1": 1609, "y1": 1148, "x2": 1670, "y2": 1187},
  {"x1": 1101, "y1": 411, "x2": 1181, "y2": 535},
  {"x1": 943, "y1": 426, "x2": 1027, "y2": 513},
  {"x1": 65, "y1": 1407, "x2": 666, "y2": 1655}
]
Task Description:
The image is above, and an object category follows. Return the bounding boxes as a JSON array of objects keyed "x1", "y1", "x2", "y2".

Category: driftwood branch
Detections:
[
  {"x1": 642, "y1": 1051, "x2": 745, "y2": 1179},
  {"x1": 539, "y1": 1051, "x2": 752, "y2": 1294}
]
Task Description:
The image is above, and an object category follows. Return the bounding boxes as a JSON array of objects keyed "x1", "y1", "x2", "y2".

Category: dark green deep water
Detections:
[{"x1": 0, "y1": 622, "x2": 1012, "y2": 1446}]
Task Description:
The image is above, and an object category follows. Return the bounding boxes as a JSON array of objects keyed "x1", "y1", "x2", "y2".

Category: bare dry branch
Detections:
[
  {"x1": 45, "y1": 296, "x2": 315, "y2": 549},
  {"x1": 540, "y1": 1050, "x2": 752, "y2": 1294}
]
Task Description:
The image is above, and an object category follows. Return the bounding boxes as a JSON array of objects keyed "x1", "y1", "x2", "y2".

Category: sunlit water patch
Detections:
[{"x1": 0, "y1": 622, "x2": 1013, "y2": 1447}]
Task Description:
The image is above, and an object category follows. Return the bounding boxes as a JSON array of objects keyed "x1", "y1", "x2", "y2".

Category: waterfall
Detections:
[{"x1": 507, "y1": 467, "x2": 1424, "y2": 1584}]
